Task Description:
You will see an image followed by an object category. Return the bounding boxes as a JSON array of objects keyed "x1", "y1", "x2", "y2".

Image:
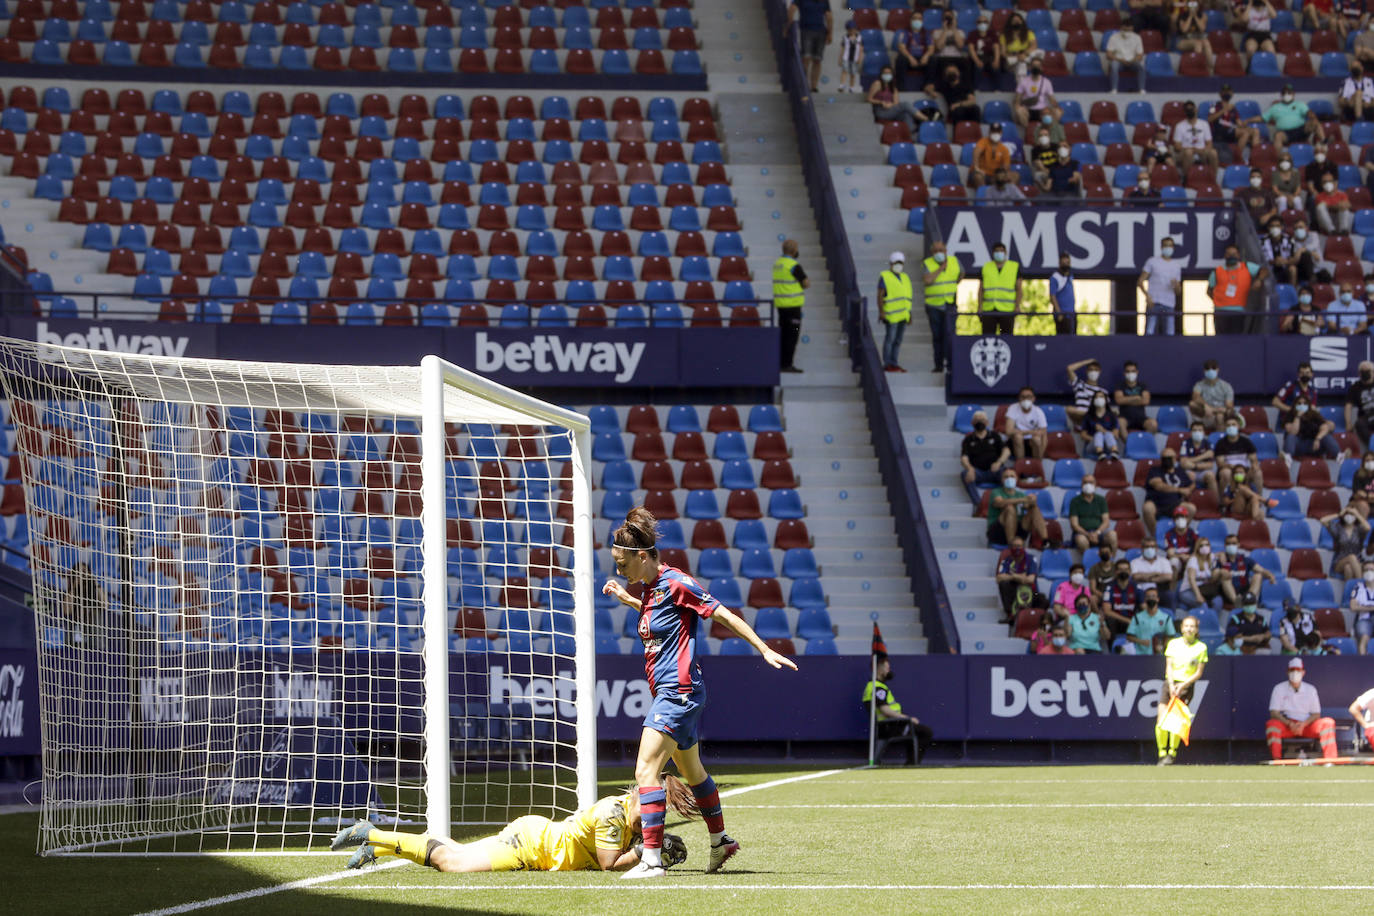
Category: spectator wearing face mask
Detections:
[
  {"x1": 1105, "y1": 20, "x2": 1145, "y2": 94},
  {"x1": 1340, "y1": 63, "x2": 1374, "y2": 122},
  {"x1": 1278, "y1": 602, "x2": 1329, "y2": 655},
  {"x1": 1283, "y1": 395, "x2": 1340, "y2": 459},
  {"x1": 1143, "y1": 449, "x2": 1196, "y2": 534},
  {"x1": 1173, "y1": 1, "x2": 1214, "y2": 71},
  {"x1": 1066, "y1": 358, "x2": 1108, "y2": 425},
  {"x1": 1125, "y1": 587, "x2": 1176, "y2": 655},
  {"x1": 1189, "y1": 359, "x2": 1235, "y2": 430},
  {"x1": 1039, "y1": 142, "x2": 1081, "y2": 199},
  {"x1": 995, "y1": 535, "x2": 1039, "y2": 623},
  {"x1": 1179, "y1": 420, "x2": 1220, "y2": 500},
  {"x1": 960, "y1": 409, "x2": 1010, "y2": 502},
  {"x1": 1344, "y1": 360, "x2": 1374, "y2": 446},
  {"x1": 1207, "y1": 85, "x2": 1259, "y2": 164},
  {"x1": 1049, "y1": 255, "x2": 1077, "y2": 335},
  {"x1": 1222, "y1": 594, "x2": 1272, "y2": 654},
  {"x1": 1164, "y1": 507, "x2": 1199, "y2": 575},
  {"x1": 1028, "y1": 610, "x2": 1056, "y2": 653},
  {"x1": 998, "y1": 14, "x2": 1038, "y2": 81},
  {"x1": 1348, "y1": 560, "x2": 1374, "y2": 655},
  {"x1": 1253, "y1": 84, "x2": 1326, "y2": 154},
  {"x1": 1219, "y1": 463, "x2": 1266, "y2": 522},
  {"x1": 1266, "y1": 658, "x2": 1338, "y2": 759},
  {"x1": 1207, "y1": 246, "x2": 1266, "y2": 335},
  {"x1": 1303, "y1": 0, "x2": 1340, "y2": 34},
  {"x1": 1004, "y1": 386, "x2": 1047, "y2": 460},
  {"x1": 1354, "y1": 15, "x2": 1374, "y2": 69},
  {"x1": 889, "y1": 17, "x2": 932, "y2": 91},
  {"x1": 1172, "y1": 102, "x2": 1218, "y2": 173},
  {"x1": 1213, "y1": 412, "x2": 1261, "y2": 493},
  {"x1": 1281, "y1": 285, "x2": 1324, "y2": 335},
  {"x1": 1079, "y1": 392, "x2": 1124, "y2": 461},
  {"x1": 1218, "y1": 534, "x2": 1277, "y2": 599},
  {"x1": 1314, "y1": 171, "x2": 1354, "y2": 235},
  {"x1": 1262, "y1": 218, "x2": 1298, "y2": 285},
  {"x1": 1138, "y1": 238, "x2": 1184, "y2": 336},
  {"x1": 970, "y1": 126, "x2": 1011, "y2": 189},
  {"x1": 1304, "y1": 141, "x2": 1332, "y2": 189},
  {"x1": 1051, "y1": 563, "x2": 1095, "y2": 623},
  {"x1": 1141, "y1": 125, "x2": 1178, "y2": 170},
  {"x1": 1129, "y1": 0, "x2": 1170, "y2": 35},
  {"x1": 866, "y1": 66, "x2": 922, "y2": 135},
  {"x1": 978, "y1": 243, "x2": 1021, "y2": 334},
  {"x1": 1291, "y1": 223, "x2": 1319, "y2": 284},
  {"x1": 1272, "y1": 360, "x2": 1319, "y2": 424},
  {"x1": 1323, "y1": 510, "x2": 1369, "y2": 579},
  {"x1": 1237, "y1": 167, "x2": 1278, "y2": 227},
  {"x1": 1237, "y1": 0, "x2": 1278, "y2": 68},
  {"x1": 1038, "y1": 621, "x2": 1077, "y2": 655},
  {"x1": 936, "y1": 64, "x2": 980, "y2": 124},
  {"x1": 1029, "y1": 126, "x2": 1060, "y2": 181},
  {"x1": 1325, "y1": 281, "x2": 1369, "y2": 335},
  {"x1": 1125, "y1": 173, "x2": 1160, "y2": 202},
  {"x1": 966, "y1": 14, "x2": 1001, "y2": 88},
  {"x1": 1349, "y1": 451, "x2": 1374, "y2": 508},
  {"x1": 1087, "y1": 544, "x2": 1119, "y2": 600},
  {"x1": 1011, "y1": 58, "x2": 1057, "y2": 128},
  {"x1": 1179, "y1": 537, "x2": 1237, "y2": 611},
  {"x1": 877, "y1": 250, "x2": 912, "y2": 372},
  {"x1": 1271, "y1": 156, "x2": 1305, "y2": 214},
  {"x1": 1100, "y1": 558, "x2": 1141, "y2": 641},
  {"x1": 983, "y1": 168, "x2": 1028, "y2": 204},
  {"x1": 1066, "y1": 594, "x2": 1108, "y2": 654},
  {"x1": 1069, "y1": 474, "x2": 1118, "y2": 554},
  {"x1": 1131, "y1": 538, "x2": 1176, "y2": 590},
  {"x1": 987, "y1": 468, "x2": 1048, "y2": 547},
  {"x1": 922, "y1": 240, "x2": 962, "y2": 374},
  {"x1": 1114, "y1": 360, "x2": 1156, "y2": 432}
]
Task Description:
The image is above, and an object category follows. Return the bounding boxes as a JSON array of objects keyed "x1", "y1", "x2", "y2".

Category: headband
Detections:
[{"x1": 612, "y1": 538, "x2": 655, "y2": 550}]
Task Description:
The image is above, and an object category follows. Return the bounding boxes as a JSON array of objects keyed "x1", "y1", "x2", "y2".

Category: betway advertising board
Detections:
[{"x1": 5, "y1": 319, "x2": 779, "y2": 388}]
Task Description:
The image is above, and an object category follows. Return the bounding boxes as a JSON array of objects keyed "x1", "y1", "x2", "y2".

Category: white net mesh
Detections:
[{"x1": 0, "y1": 338, "x2": 592, "y2": 854}]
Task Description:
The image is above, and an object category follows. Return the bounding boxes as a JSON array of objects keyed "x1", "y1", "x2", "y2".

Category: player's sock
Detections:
[
  {"x1": 639, "y1": 786, "x2": 667, "y2": 864},
  {"x1": 1168, "y1": 733, "x2": 1181, "y2": 756},
  {"x1": 690, "y1": 776, "x2": 726, "y2": 843},
  {"x1": 365, "y1": 828, "x2": 431, "y2": 866},
  {"x1": 1154, "y1": 725, "x2": 1169, "y2": 757}
]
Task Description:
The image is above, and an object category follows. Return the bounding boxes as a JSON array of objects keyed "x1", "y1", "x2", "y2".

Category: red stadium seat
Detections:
[{"x1": 1287, "y1": 548, "x2": 1325, "y2": 580}]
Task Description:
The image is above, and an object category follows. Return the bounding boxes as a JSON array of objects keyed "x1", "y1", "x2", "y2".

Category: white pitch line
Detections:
[
  {"x1": 816, "y1": 777, "x2": 1374, "y2": 785},
  {"x1": 725, "y1": 801, "x2": 1374, "y2": 809},
  {"x1": 321, "y1": 883, "x2": 1374, "y2": 892},
  {"x1": 718, "y1": 768, "x2": 848, "y2": 799},
  {"x1": 130, "y1": 859, "x2": 408, "y2": 916}
]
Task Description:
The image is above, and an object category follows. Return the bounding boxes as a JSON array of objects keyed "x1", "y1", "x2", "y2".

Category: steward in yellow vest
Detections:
[
  {"x1": 922, "y1": 241, "x2": 962, "y2": 373},
  {"x1": 772, "y1": 238, "x2": 809, "y2": 372},
  {"x1": 878, "y1": 251, "x2": 913, "y2": 372},
  {"x1": 978, "y1": 243, "x2": 1021, "y2": 335}
]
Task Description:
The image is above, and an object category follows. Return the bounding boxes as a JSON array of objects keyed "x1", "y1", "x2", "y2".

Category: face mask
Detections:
[
  {"x1": 978, "y1": 22, "x2": 988, "y2": 32},
  {"x1": 1076, "y1": 603, "x2": 1090, "y2": 615},
  {"x1": 1280, "y1": 161, "x2": 1292, "y2": 171},
  {"x1": 1342, "y1": 292, "x2": 1354, "y2": 304},
  {"x1": 1051, "y1": 636, "x2": 1066, "y2": 647},
  {"x1": 1082, "y1": 483, "x2": 1096, "y2": 496},
  {"x1": 1296, "y1": 229, "x2": 1308, "y2": 240},
  {"x1": 1367, "y1": 462, "x2": 1374, "y2": 472},
  {"x1": 1037, "y1": 135, "x2": 1050, "y2": 147},
  {"x1": 934, "y1": 251, "x2": 947, "y2": 263},
  {"x1": 1099, "y1": 550, "x2": 1112, "y2": 562},
  {"x1": 892, "y1": 263, "x2": 904, "y2": 274},
  {"x1": 1019, "y1": 397, "x2": 1033, "y2": 410},
  {"x1": 1205, "y1": 369, "x2": 1219, "y2": 381},
  {"x1": 1125, "y1": 371, "x2": 1137, "y2": 383},
  {"x1": 1224, "y1": 544, "x2": 1237, "y2": 557},
  {"x1": 1161, "y1": 246, "x2": 1174, "y2": 258},
  {"x1": 1184, "y1": 109, "x2": 1197, "y2": 119},
  {"x1": 1058, "y1": 147, "x2": 1070, "y2": 159},
  {"x1": 1116, "y1": 570, "x2": 1130, "y2": 581},
  {"x1": 1296, "y1": 403, "x2": 1309, "y2": 414},
  {"x1": 1364, "y1": 571, "x2": 1374, "y2": 584},
  {"x1": 1060, "y1": 262, "x2": 1071, "y2": 273},
  {"x1": 1042, "y1": 114, "x2": 1052, "y2": 124},
  {"x1": 1191, "y1": 430, "x2": 1204, "y2": 442},
  {"x1": 1324, "y1": 182, "x2": 1336, "y2": 192},
  {"x1": 1234, "y1": 472, "x2": 1246, "y2": 483},
  {"x1": 882, "y1": 73, "x2": 893, "y2": 82},
  {"x1": 1345, "y1": 514, "x2": 1356, "y2": 526},
  {"x1": 1031, "y1": 67, "x2": 1042, "y2": 77},
  {"x1": 994, "y1": 251, "x2": 1007, "y2": 263},
  {"x1": 1070, "y1": 573, "x2": 1085, "y2": 586},
  {"x1": 1269, "y1": 228, "x2": 1282, "y2": 238},
  {"x1": 1250, "y1": 177, "x2": 1263, "y2": 188},
  {"x1": 1087, "y1": 370, "x2": 1100, "y2": 382},
  {"x1": 1289, "y1": 672, "x2": 1303, "y2": 684},
  {"x1": 1161, "y1": 457, "x2": 1176, "y2": 470},
  {"x1": 1225, "y1": 424, "x2": 1238, "y2": 437},
  {"x1": 1137, "y1": 179, "x2": 1150, "y2": 190},
  {"x1": 1003, "y1": 478, "x2": 1017, "y2": 489},
  {"x1": 1282, "y1": 94, "x2": 1294, "y2": 103},
  {"x1": 1199, "y1": 545, "x2": 1211, "y2": 556},
  {"x1": 1225, "y1": 257, "x2": 1239, "y2": 267},
  {"x1": 1092, "y1": 397, "x2": 1106, "y2": 408},
  {"x1": 995, "y1": 178, "x2": 1007, "y2": 188},
  {"x1": 1174, "y1": 517, "x2": 1188, "y2": 530},
  {"x1": 1315, "y1": 152, "x2": 1327, "y2": 163},
  {"x1": 1232, "y1": 638, "x2": 1243, "y2": 649},
  {"x1": 1299, "y1": 294, "x2": 1312, "y2": 305},
  {"x1": 1146, "y1": 598, "x2": 1158, "y2": 607},
  {"x1": 990, "y1": 130, "x2": 1003, "y2": 141},
  {"x1": 1143, "y1": 548, "x2": 1157, "y2": 559},
  {"x1": 972, "y1": 419, "x2": 986, "y2": 431}
]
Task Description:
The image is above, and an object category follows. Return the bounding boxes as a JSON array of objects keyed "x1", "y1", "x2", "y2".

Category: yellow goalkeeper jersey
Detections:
[{"x1": 494, "y1": 791, "x2": 638, "y2": 871}]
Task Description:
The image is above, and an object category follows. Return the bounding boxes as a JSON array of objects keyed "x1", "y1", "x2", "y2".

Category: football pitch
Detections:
[{"x1": 7, "y1": 764, "x2": 1374, "y2": 915}]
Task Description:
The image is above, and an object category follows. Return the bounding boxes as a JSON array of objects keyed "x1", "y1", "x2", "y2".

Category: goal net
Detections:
[{"x1": 0, "y1": 339, "x2": 595, "y2": 855}]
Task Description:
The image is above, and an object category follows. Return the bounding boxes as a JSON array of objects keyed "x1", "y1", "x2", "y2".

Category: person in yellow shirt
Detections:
[
  {"x1": 1155, "y1": 615, "x2": 1208, "y2": 765},
  {"x1": 331, "y1": 774, "x2": 696, "y2": 873}
]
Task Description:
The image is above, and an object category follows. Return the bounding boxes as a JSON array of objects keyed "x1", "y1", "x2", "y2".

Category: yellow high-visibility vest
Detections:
[
  {"x1": 922, "y1": 255, "x2": 960, "y2": 306},
  {"x1": 879, "y1": 269, "x2": 913, "y2": 323},
  {"x1": 772, "y1": 256, "x2": 804, "y2": 309},
  {"x1": 981, "y1": 260, "x2": 1019, "y2": 312}
]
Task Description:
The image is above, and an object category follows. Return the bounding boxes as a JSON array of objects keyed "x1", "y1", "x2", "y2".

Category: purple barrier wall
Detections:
[
  {"x1": 8, "y1": 319, "x2": 780, "y2": 389},
  {"x1": 0, "y1": 647, "x2": 39, "y2": 755}
]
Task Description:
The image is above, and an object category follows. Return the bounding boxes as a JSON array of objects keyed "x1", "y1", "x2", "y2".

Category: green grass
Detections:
[{"x1": 8, "y1": 765, "x2": 1374, "y2": 915}]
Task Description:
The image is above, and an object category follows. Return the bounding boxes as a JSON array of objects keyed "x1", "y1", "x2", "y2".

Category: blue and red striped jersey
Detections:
[{"x1": 636, "y1": 566, "x2": 721, "y2": 694}]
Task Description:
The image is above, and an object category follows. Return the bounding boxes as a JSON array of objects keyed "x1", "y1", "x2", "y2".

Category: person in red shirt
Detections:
[
  {"x1": 1302, "y1": 0, "x2": 1338, "y2": 32},
  {"x1": 1314, "y1": 170, "x2": 1353, "y2": 235}
]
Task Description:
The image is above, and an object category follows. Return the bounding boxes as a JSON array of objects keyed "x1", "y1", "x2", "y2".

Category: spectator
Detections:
[
  {"x1": 1079, "y1": 393, "x2": 1123, "y2": 461},
  {"x1": 1224, "y1": 594, "x2": 1273, "y2": 654},
  {"x1": 1172, "y1": 101, "x2": 1219, "y2": 173},
  {"x1": 1179, "y1": 536, "x2": 1238, "y2": 610},
  {"x1": 1029, "y1": 610, "x2": 1056, "y2": 653},
  {"x1": 1219, "y1": 463, "x2": 1266, "y2": 521},
  {"x1": 1214, "y1": 413, "x2": 1261, "y2": 492},
  {"x1": 1164, "y1": 507, "x2": 1200, "y2": 576},
  {"x1": 1087, "y1": 544, "x2": 1119, "y2": 600},
  {"x1": 1141, "y1": 124, "x2": 1179, "y2": 170},
  {"x1": 1322, "y1": 510, "x2": 1369, "y2": 579},
  {"x1": 998, "y1": 14, "x2": 1038, "y2": 81},
  {"x1": 1038, "y1": 620, "x2": 1076, "y2": 655},
  {"x1": 1303, "y1": 0, "x2": 1340, "y2": 33},
  {"x1": 1355, "y1": 15, "x2": 1374, "y2": 69},
  {"x1": 1344, "y1": 360, "x2": 1374, "y2": 445},
  {"x1": 1180, "y1": 420, "x2": 1220, "y2": 499},
  {"x1": 1337, "y1": 0, "x2": 1367, "y2": 40},
  {"x1": 1011, "y1": 58, "x2": 1057, "y2": 129},
  {"x1": 1349, "y1": 560, "x2": 1374, "y2": 655},
  {"x1": 1327, "y1": 282, "x2": 1369, "y2": 335},
  {"x1": 890, "y1": 18, "x2": 932, "y2": 90},
  {"x1": 995, "y1": 535, "x2": 1039, "y2": 624},
  {"x1": 1004, "y1": 386, "x2": 1048, "y2": 460},
  {"x1": 1156, "y1": 616, "x2": 1207, "y2": 764},
  {"x1": 1281, "y1": 286, "x2": 1324, "y2": 335},
  {"x1": 837, "y1": 20, "x2": 863, "y2": 94},
  {"x1": 867, "y1": 66, "x2": 923, "y2": 135},
  {"x1": 1290, "y1": 222, "x2": 1319, "y2": 285},
  {"x1": 1106, "y1": 19, "x2": 1146, "y2": 94},
  {"x1": 1039, "y1": 143, "x2": 1081, "y2": 199},
  {"x1": 877, "y1": 250, "x2": 912, "y2": 373},
  {"x1": 1207, "y1": 85, "x2": 1260, "y2": 164},
  {"x1": 1066, "y1": 594, "x2": 1108, "y2": 654},
  {"x1": 1114, "y1": 360, "x2": 1156, "y2": 432},
  {"x1": 1262, "y1": 217, "x2": 1299, "y2": 285},
  {"x1": 1254, "y1": 84, "x2": 1325, "y2": 154},
  {"x1": 1303, "y1": 141, "x2": 1332, "y2": 189},
  {"x1": 966, "y1": 14, "x2": 1001, "y2": 88},
  {"x1": 863, "y1": 653, "x2": 933, "y2": 765},
  {"x1": 960, "y1": 409, "x2": 1011, "y2": 502},
  {"x1": 1131, "y1": 0, "x2": 1171, "y2": 34},
  {"x1": 969, "y1": 126, "x2": 1011, "y2": 189},
  {"x1": 1238, "y1": 0, "x2": 1278, "y2": 66},
  {"x1": 1271, "y1": 156, "x2": 1305, "y2": 216},
  {"x1": 1277, "y1": 602, "x2": 1326, "y2": 654},
  {"x1": 935, "y1": 63, "x2": 980, "y2": 124},
  {"x1": 1351, "y1": 452, "x2": 1374, "y2": 509},
  {"x1": 1125, "y1": 586, "x2": 1176, "y2": 655},
  {"x1": 1131, "y1": 539, "x2": 1177, "y2": 591},
  {"x1": 1189, "y1": 359, "x2": 1236, "y2": 430},
  {"x1": 929, "y1": 9, "x2": 970, "y2": 87},
  {"x1": 1028, "y1": 127, "x2": 1060, "y2": 189},
  {"x1": 1069, "y1": 474, "x2": 1118, "y2": 554},
  {"x1": 1236, "y1": 167, "x2": 1278, "y2": 227},
  {"x1": 1341, "y1": 63, "x2": 1374, "y2": 122},
  {"x1": 1173, "y1": 2, "x2": 1215, "y2": 71},
  {"x1": 1101, "y1": 557, "x2": 1142, "y2": 642},
  {"x1": 1284, "y1": 394, "x2": 1340, "y2": 458},
  {"x1": 1220, "y1": 541, "x2": 1277, "y2": 611},
  {"x1": 1049, "y1": 254, "x2": 1077, "y2": 335},
  {"x1": 1143, "y1": 448, "x2": 1196, "y2": 533},
  {"x1": 921, "y1": 240, "x2": 961, "y2": 375},
  {"x1": 1065, "y1": 358, "x2": 1109, "y2": 426},
  {"x1": 1125, "y1": 173, "x2": 1161, "y2": 202},
  {"x1": 1265, "y1": 657, "x2": 1339, "y2": 760},
  {"x1": 983, "y1": 169, "x2": 1028, "y2": 209},
  {"x1": 1314, "y1": 171, "x2": 1354, "y2": 235},
  {"x1": 1139, "y1": 238, "x2": 1184, "y2": 336},
  {"x1": 1207, "y1": 246, "x2": 1266, "y2": 334},
  {"x1": 1051, "y1": 563, "x2": 1095, "y2": 622},
  {"x1": 987, "y1": 467, "x2": 1048, "y2": 547},
  {"x1": 788, "y1": 0, "x2": 833, "y2": 94},
  {"x1": 978, "y1": 242, "x2": 1022, "y2": 334}
]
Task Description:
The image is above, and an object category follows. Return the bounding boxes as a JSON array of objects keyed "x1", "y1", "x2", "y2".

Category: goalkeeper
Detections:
[
  {"x1": 1155, "y1": 615, "x2": 1207, "y2": 766},
  {"x1": 332, "y1": 774, "x2": 696, "y2": 873}
]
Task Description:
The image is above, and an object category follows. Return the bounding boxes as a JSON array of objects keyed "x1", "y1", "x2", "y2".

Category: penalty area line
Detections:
[{"x1": 131, "y1": 859, "x2": 407, "y2": 915}]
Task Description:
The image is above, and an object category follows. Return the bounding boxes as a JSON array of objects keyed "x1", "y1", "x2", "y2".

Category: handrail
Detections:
[{"x1": 765, "y1": 0, "x2": 959, "y2": 653}]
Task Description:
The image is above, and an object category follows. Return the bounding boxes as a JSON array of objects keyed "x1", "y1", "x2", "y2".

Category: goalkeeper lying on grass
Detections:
[{"x1": 332, "y1": 773, "x2": 696, "y2": 873}]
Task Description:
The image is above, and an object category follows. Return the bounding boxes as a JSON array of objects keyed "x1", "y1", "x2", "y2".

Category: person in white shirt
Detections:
[
  {"x1": 1350, "y1": 560, "x2": 1374, "y2": 655},
  {"x1": 1130, "y1": 538, "x2": 1177, "y2": 603},
  {"x1": 1265, "y1": 657, "x2": 1338, "y2": 760},
  {"x1": 1346, "y1": 685, "x2": 1374, "y2": 752},
  {"x1": 1003, "y1": 386, "x2": 1047, "y2": 459},
  {"x1": 1171, "y1": 103, "x2": 1218, "y2": 172},
  {"x1": 1106, "y1": 20, "x2": 1146, "y2": 94},
  {"x1": 1179, "y1": 537, "x2": 1237, "y2": 614},
  {"x1": 1340, "y1": 64, "x2": 1374, "y2": 122},
  {"x1": 1138, "y1": 239, "x2": 1184, "y2": 336}
]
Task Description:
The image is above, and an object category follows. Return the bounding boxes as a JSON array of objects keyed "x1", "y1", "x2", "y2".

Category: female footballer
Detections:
[
  {"x1": 603, "y1": 506, "x2": 799, "y2": 879},
  {"x1": 331, "y1": 774, "x2": 696, "y2": 873}
]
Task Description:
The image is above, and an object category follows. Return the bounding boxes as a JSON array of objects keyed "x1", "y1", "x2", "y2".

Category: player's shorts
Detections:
[
  {"x1": 482, "y1": 815, "x2": 554, "y2": 871},
  {"x1": 645, "y1": 687, "x2": 706, "y2": 750},
  {"x1": 1157, "y1": 680, "x2": 1194, "y2": 709}
]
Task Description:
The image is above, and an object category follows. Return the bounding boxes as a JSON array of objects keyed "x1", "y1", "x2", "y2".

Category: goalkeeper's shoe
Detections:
[
  {"x1": 331, "y1": 821, "x2": 375, "y2": 851},
  {"x1": 621, "y1": 861, "x2": 666, "y2": 880},
  {"x1": 347, "y1": 845, "x2": 378, "y2": 870},
  {"x1": 707, "y1": 835, "x2": 740, "y2": 873}
]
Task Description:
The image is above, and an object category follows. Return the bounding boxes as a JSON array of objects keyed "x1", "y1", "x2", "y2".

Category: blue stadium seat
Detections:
[
  {"x1": 1096, "y1": 121, "x2": 1127, "y2": 145},
  {"x1": 1144, "y1": 51, "x2": 1173, "y2": 77},
  {"x1": 684, "y1": 489, "x2": 721, "y2": 519},
  {"x1": 1155, "y1": 406, "x2": 1189, "y2": 433},
  {"x1": 1320, "y1": 51, "x2": 1350, "y2": 78},
  {"x1": 1249, "y1": 51, "x2": 1280, "y2": 76},
  {"x1": 1073, "y1": 52, "x2": 1104, "y2": 76},
  {"x1": 667, "y1": 405, "x2": 701, "y2": 433},
  {"x1": 1266, "y1": 490, "x2": 1302, "y2": 520},
  {"x1": 1051, "y1": 458, "x2": 1085, "y2": 489},
  {"x1": 1278, "y1": 519, "x2": 1315, "y2": 549},
  {"x1": 1299, "y1": 578, "x2": 1337, "y2": 608},
  {"x1": 768, "y1": 489, "x2": 805, "y2": 519},
  {"x1": 788, "y1": 577, "x2": 826, "y2": 609}
]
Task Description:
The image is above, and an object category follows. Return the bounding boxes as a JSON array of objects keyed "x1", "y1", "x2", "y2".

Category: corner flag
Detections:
[{"x1": 872, "y1": 621, "x2": 887, "y2": 656}]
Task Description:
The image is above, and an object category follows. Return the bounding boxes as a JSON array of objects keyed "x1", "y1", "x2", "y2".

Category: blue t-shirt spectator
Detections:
[{"x1": 792, "y1": 0, "x2": 830, "y2": 32}]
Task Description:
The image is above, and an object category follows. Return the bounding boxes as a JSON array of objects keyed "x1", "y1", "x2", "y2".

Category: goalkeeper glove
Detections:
[{"x1": 632, "y1": 833, "x2": 688, "y2": 868}]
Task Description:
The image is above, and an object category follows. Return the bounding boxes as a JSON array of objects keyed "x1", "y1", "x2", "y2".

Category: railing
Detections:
[{"x1": 766, "y1": 0, "x2": 959, "y2": 654}]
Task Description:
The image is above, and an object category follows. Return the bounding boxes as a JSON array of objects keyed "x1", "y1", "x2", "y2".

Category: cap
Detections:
[
  {"x1": 1287, "y1": 657, "x2": 1305, "y2": 671},
  {"x1": 1242, "y1": 595, "x2": 1258, "y2": 607},
  {"x1": 1173, "y1": 506, "x2": 1190, "y2": 517},
  {"x1": 889, "y1": 251, "x2": 905, "y2": 263}
]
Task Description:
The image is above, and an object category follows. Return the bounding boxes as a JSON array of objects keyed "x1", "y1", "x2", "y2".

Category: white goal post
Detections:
[{"x1": 0, "y1": 338, "x2": 595, "y2": 855}]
